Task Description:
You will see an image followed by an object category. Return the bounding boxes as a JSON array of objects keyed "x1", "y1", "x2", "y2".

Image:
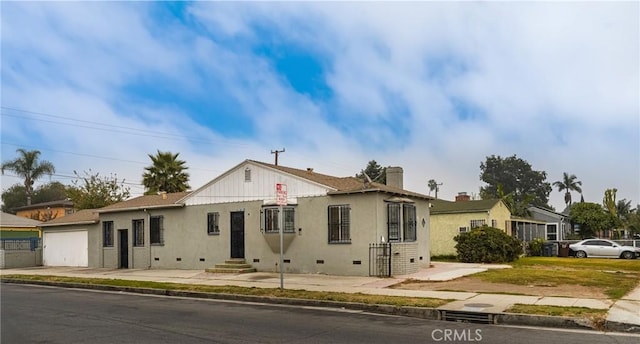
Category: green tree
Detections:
[
  {"x1": 603, "y1": 188, "x2": 623, "y2": 238},
  {"x1": 552, "y1": 172, "x2": 582, "y2": 206},
  {"x1": 427, "y1": 179, "x2": 441, "y2": 198},
  {"x1": 67, "y1": 170, "x2": 130, "y2": 209},
  {"x1": 495, "y1": 183, "x2": 534, "y2": 217},
  {"x1": 1, "y1": 182, "x2": 69, "y2": 213},
  {"x1": 32, "y1": 181, "x2": 68, "y2": 204},
  {"x1": 616, "y1": 199, "x2": 633, "y2": 221},
  {"x1": 142, "y1": 150, "x2": 190, "y2": 195},
  {"x1": 1, "y1": 149, "x2": 55, "y2": 205},
  {"x1": 1, "y1": 184, "x2": 27, "y2": 213},
  {"x1": 479, "y1": 154, "x2": 551, "y2": 208},
  {"x1": 627, "y1": 207, "x2": 640, "y2": 237},
  {"x1": 569, "y1": 202, "x2": 615, "y2": 239},
  {"x1": 356, "y1": 160, "x2": 386, "y2": 184}
]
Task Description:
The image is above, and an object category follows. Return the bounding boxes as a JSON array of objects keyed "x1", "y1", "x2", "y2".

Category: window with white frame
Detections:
[
  {"x1": 207, "y1": 212, "x2": 220, "y2": 235},
  {"x1": 133, "y1": 219, "x2": 144, "y2": 247},
  {"x1": 546, "y1": 224, "x2": 558, "y2": 241},
  {"x1": 262, "y1": 207, "x2": 295, "y2": 233},
  {"x1": 328, "y1": 205, "x2": 350, "y2": 243},
  {"x1": 470, "y1": 219, "x2": 486, "y2": 228},
  {"x1": 459, "y1": 227, "x2": 469, "y2": 233},
  {"x1": 102, "y1": 221, "x2": 114, "y2": 247},
  {"x1": 150, "y1": 216, "x2": 164, "y2": 245},
  {"x1": 387, "y1": 203, "x2": 417, "y2": 242},
  {"x1": 491, "y1": 219, "x2": 498, "y2": 228}
]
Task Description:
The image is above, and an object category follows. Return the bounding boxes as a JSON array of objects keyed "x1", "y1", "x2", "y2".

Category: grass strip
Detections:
[
  {"x1": 1, "y1": 274, "x2": 450, "y2": 308},
  {"x1": 505, "y1": 304, "x2": 608, "y2": 317}
]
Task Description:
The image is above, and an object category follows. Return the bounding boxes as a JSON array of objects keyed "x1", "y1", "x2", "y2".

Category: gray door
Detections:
[{"x1": 230, "y1": 211, "x2": 245, "y2": 258}]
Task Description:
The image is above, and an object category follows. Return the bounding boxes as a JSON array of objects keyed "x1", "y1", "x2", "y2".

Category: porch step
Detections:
[
  {"x1": 206, "y1": 259, "x2": 257, "y2": 274},
  {"x1": 206, "y1": 267, "x2": 257, "y2": 274}
]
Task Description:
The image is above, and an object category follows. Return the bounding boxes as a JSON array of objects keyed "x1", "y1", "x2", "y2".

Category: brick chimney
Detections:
[
  {"x1": 455, "y1": 192, "x2": 470, "y2": 202},
  {"x1": 385, "y1": 166, "x2": 403, "y2": 189}
]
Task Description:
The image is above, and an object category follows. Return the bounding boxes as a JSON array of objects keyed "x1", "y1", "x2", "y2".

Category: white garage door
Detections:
[{"x1": 43, "y1": 230, "x2": 88, "y2": 267}]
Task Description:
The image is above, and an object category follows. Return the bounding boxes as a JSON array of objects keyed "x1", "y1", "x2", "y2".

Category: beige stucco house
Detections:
[
  {"x1": 39, "y1": 160, "x2": 433, "y2": 276},
  {"x1": 429, "y1": 193, "x2": 511, "y2": 256}
]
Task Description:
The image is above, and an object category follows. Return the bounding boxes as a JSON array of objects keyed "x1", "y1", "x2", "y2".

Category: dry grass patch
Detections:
[{"x1": 395, "y1": 257, "x2": 640, "y2": 300}]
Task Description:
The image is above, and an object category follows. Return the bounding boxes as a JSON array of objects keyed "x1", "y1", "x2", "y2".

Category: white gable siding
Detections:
[{"x1": 184, "y1": 162, "x2": 332, "y2": 206}]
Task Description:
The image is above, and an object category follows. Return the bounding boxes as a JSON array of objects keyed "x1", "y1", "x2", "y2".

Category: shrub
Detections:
[
  {"x1": 430, "y1": 254, "x2": 458, "y2": 262},
  {"x1": 527, "y1": 238, "x2": 545, "y2": 256},
  {"x1": 454, "y1": 225, "x2": 523, "y2": 263}
]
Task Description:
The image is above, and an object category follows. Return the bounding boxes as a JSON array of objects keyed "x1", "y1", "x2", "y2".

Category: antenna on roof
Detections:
[{"x1": 271, "y1": 148, "x2": 285, "y2": 166}]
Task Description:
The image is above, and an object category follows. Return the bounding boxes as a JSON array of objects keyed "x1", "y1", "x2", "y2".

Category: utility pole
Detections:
[{"x1": 271, "y1": 148, "x2": 285, "y2": 166}]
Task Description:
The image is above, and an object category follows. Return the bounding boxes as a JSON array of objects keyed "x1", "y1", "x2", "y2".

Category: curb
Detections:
[{"x1": 2, "y1": 278, "x2": 638, "y2": 334}]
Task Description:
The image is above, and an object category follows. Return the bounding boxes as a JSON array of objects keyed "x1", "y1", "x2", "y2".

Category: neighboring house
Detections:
[
  {"x1": 15, "y1": 199, "x2": 75, "y2": 222},
  {"x1": 38, "y1": 160, "x2": 433, "y2": 276},
  {"x1": 527, "y1": 206, "x2": 572, "y2": 241},
  {"x1": 0, "y1": 212, "x2": 43, "y2": 268},
  {"x1": 0, "y1": 212, "x2": 42, "y2": 238},
  {"x1": 510, "y1": 216, "x2": 547, "y2": 242},
  {"x1": 39, "y1": 209, "x2": 99, "y2": 267},
  {"x1": 429, "y1": 193, "x2": 511, "y2": 256}
]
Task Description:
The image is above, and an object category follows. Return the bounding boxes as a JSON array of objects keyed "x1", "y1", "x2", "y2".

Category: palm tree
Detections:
[
  {"x1": 427, "y1": 179, "x2": 441, "y2": 198},
  {"x1": 142, "y1": 150, "x2": 190, "y2": 195},
  {"x1": 1, "y1": 149, "x2": 55, "y2": 205},
  {"x1": 553, "y1": 172, "x2": 582, "y2": 206}
]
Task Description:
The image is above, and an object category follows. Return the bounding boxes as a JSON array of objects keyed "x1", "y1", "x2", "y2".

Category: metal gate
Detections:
[{"x1": 369, "y1": 243, "x2": 391, "y2": 277}]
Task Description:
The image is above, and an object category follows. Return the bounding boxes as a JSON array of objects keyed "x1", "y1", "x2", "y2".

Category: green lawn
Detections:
[{"x1": 475, "y1": 257, "x2": 640, "y2": 299}]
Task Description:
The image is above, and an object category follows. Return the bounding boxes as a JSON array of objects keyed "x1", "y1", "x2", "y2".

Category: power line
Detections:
[
  {"x1": 0, "y1": 141, "x2": 224, "y2": 174},
  {"x1": 1, "y1": 106, "x2": 362, "y2": 177},
  {"x1": 1, "y1": 107, "x2": 251, "y2": 147},
  {"x1": 1, "y1": 171, "x2": 143, "y2": 187}
]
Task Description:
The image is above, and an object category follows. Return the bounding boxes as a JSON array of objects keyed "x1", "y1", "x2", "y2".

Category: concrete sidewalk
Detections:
[{"x1": 1, "y1": 262, "x2": 638, "y2": 331}]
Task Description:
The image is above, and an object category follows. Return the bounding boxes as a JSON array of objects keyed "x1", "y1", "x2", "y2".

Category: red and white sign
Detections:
[{"x1": 276, "y1": 183, "x2": 287, "y2": 206}]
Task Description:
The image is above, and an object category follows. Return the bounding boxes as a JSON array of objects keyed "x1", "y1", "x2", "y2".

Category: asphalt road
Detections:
[{"x1": 1, "y1": 284, "x2": 638, "y2": 344}]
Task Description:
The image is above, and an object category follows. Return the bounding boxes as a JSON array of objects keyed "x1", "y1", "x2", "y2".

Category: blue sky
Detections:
[{"x1": 1, "y1": 1, "x2": 638, "y2": 211}]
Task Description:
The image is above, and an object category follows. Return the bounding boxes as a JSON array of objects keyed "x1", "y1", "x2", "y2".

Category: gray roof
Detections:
[{"x1": 0, "y1": 212, "x2": 42, "y2": 228}]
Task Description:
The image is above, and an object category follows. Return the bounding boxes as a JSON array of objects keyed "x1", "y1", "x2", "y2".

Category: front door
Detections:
[
  {"x1": 118, "y1": 229, "x2": 129, "y2": 269},
  {"x1": 230, "y1": 211, "x2": 245, "y2": 258}
]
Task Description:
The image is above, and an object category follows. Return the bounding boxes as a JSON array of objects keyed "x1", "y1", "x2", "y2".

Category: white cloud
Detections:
[{"x1": 2, "y1": 1, "x2": 638, "y2": 211}]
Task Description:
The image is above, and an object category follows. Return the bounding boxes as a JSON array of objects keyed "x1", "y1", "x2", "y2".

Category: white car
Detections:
[{"x1": 570, "y1": 239, "x2": 640, "y2": 259}]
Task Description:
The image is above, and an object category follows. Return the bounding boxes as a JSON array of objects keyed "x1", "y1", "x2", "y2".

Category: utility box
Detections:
[{"x1": 542, "y1": 242, "x2": 558, "y2": 257}]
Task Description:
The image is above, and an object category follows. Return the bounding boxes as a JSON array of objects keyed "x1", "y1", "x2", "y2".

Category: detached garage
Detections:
[
  {"x1": 43, "y1": 230, "x2": 88, "y2": 266},
  {"x1": 40, "y1": 209, "x2": 99, "y2": 267}
]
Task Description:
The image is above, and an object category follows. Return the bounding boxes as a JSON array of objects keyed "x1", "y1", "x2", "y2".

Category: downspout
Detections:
[{"x1": 144, "y1": 209, "x2": 151, "y2": 269}]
